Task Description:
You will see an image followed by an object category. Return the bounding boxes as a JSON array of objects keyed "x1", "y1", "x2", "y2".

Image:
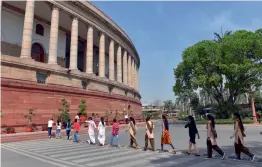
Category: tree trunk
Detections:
[{"x1": 250, "y1": 92, "x2": 257, "y2": 123}]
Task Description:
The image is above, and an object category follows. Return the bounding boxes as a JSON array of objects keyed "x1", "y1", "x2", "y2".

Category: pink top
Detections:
[
  {"x1": 112, "y1": 123, "x2": 119, "y2": 135},
  {"x1": 74, "y1": 122, "x2": 80, "y2": 132}
]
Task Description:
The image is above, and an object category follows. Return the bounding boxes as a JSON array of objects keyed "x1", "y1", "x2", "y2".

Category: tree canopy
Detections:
[{"x1": 173, "y1": 29, "x2": 262, "y2": 118}]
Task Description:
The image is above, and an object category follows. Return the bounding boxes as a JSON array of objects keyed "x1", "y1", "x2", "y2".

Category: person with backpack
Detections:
[
  {"x1": 98, "y1": 117, "x2": 106, "y2": 146},
  {"x1": 206, "y1": 114, "x2": 225, "y2": 159},
  {"x1": 185, "y1": 115, "x2": 200, "y2": 156},
  {"x1": 66, "y1": 119, "x2": 71, "y2": 140},
  {"x1": 230, "y1": 113, "x2": 255, "y2": 162},
  {"x1": 144, "y1": 116, "x2": 155, "y2": 151},
  {"x1": 110, "y1": 118, "x2": 120, "y2": 148}
]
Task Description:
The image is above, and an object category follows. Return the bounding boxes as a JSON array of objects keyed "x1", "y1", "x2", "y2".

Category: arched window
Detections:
[
  {"x1": 31, "y1": 43, "x2": 45, "y2": 63},
  {"x1": 36, "y1": 24, "x2": 44, "y2": 36}
]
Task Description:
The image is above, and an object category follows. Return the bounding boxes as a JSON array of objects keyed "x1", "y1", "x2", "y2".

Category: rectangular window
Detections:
[
  {"x1": 36, "y1": 72, "x2": 47, "y2": 84},
  {"x1": 82, "y1": 80, "x2": 87, "y2": 90}
]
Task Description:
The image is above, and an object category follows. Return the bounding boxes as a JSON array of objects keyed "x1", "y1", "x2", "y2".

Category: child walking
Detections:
[
  {"x1": 73, "y1": 119, "x2": 80, "y2": 142},
  {"x1": 110, "y1": 118, "x2": 120, "y2": 148},
  {"x1": 66, "y1": 119, "x2": 71, "y2": 140},
  {"x1": 56, "y1": 119, "x2": 62, "y2": 139}
]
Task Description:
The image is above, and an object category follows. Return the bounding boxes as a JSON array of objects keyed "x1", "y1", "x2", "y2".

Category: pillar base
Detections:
[{"x1": 69, "y1": 69, "x2": 80, "y2": 74}]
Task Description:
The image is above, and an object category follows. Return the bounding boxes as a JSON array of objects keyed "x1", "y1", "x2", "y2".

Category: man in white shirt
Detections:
[{"x1": 48, "y1": 118, "x2": 54, "y2": 139}]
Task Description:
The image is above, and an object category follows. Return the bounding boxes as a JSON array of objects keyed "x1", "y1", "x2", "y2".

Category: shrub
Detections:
[
  {"x1": 58, "y1": 99, "x2": 70, "y2": 126},
  {"x1": 24, "y1": 109, "x2": 35, "y2": 125},
  {"x1": 78, "y1": 99, "x2": 87, "y2": 115},
  {"x1": 196, "y1": 118, "x2": 253, "y2": 124}
]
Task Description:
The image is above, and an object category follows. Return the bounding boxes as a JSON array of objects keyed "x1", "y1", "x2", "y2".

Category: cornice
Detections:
[
  {"x1": 1, "y1": 55, "x2": 141, "y2": 97},
  {"x1": 48, "y1": 0, "x2": 140, "y2": 68}
]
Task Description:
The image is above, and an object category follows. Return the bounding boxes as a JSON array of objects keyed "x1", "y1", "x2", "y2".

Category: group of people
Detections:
[
  {"x1": 47, "y1": 112, "x2": 256, "y2": 162},
  {"x1": 183, "y1": 113, "x2": 256, "y2": 162}
]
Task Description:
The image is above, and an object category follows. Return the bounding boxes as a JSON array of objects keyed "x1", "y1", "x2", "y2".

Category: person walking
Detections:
[
  {"x1": 160, "y1": 114, "x2": 176, "y2": 153},
  {"x1": 98, "y1": 117, "x2": 106, "y2": 146},
  {"x1": 127, "y1": 117, "x2": 140, "y2": 149},
  {"x1": 56, "y1": 119, "x2": 62, "y2": 138},
  {"x1": 230, "y1": 113, "x2": 256, "y2": 162},
  {"x1": 75, "y1": 113, "x2": 80, "y2": 122},
  {"x1": 125, "y1": 113, "x2": 129, "y2": 124},
  {"x1": 206, "y1": 114, "x2": 225, "y2": 159},
  {"x1": 73, "y1": 119, "x2": 80, "y2": 142},
  {"x1": 110, "y1": 118, "x2": 120, "y2": 148},
  {"x1": 47, "y1": 118, "x2": 54, "y2": 139},
  {"x1": 66, "y1": 119, "x2": 71, "y2": 140},
  {"x1": 185, "y1": 115, "x2": 200, "y2": 156},
  {"x1": 144, "y1": 116, "x2": 155, "y2": 151},
  {"x1": 86, "y1": 117, "x2": 97, "y2": 144}
]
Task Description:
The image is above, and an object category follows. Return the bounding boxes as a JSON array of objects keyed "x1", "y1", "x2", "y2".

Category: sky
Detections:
[{"x1": 92, "y1": 1, "x2": 262, "y2": 105}]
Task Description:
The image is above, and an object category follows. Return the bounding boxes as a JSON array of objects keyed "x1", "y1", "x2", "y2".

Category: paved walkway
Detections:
[{"x1": 2, "y1": 139, "x2": 262, "y2": 167}]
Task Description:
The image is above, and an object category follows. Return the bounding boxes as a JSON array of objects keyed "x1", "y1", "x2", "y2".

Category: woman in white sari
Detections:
[
  {"x1": 98, "y1": 117, "x2": 106, "y2": 146},
  {"x1": 86, "y1": 117, "x2": 97, "y2": 144}
]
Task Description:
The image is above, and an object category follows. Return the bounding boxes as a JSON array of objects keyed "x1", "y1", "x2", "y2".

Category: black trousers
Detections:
[
  {"x1": 235, "y1": 138, "x2": 253, "y2": 159},
  {"x1": 206, "y1": 139, "x2": 224, "y2": 158}
]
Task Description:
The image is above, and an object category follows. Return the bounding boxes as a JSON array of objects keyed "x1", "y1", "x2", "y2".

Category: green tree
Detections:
[
  {"x1": 78, "y1": 99, "x2": 87, "y2": 115},
  {"x1": 174, "y1": 29, "x2": 262, "y2": 118},
  {"x1": 163, "y1": 100, "x2": 173, "y2": 111},
  {"x1": 190, "y1": 93, "x2": 200, "y2": 113},
  {"x1": 58, "y1": 99, "x2": 70, "y2": 125}
]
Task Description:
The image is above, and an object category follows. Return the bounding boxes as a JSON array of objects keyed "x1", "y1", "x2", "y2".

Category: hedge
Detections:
[{"x1": 196, "y1": 118, "x2": 253, "y2": 124}]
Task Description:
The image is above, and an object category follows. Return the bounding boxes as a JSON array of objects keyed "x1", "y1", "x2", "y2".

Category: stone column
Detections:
[
  {"x1": 69, "y1": 17, "x2": 78, "y2": 70},
  {"x1": 137, "y1": 68, "x2": 139, "y2": 91},
  {"x1": 99, "y1": 33, "x2": 105, "y2": 77},
  {"x1": 48, "y1": 6, "x2": 59, "y2": 64},
  {"x1": 86, "y1": 26, "x2": 93, "y2": 74},
  {"x1": 20, "y1": 0, "x2": 35, "y2": 58},
  {"x1": 134, "y1": 63, "x2": 137, "y2": 90},
  {"x1": 131, "y1": 59, "x2": 134, "y2": 88},
  {"x1": 123, "y1": 50, "x2": 128, "y2": 85},
  {"x1": 109, "y1": 39, "x2": 114, "y2": 80},
  {"x1": 127, "y1": 55, "x2": 132, "y2": 86},
  {"x1": 117, "y1": 45, "x2": 122, "y2": 82}
]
